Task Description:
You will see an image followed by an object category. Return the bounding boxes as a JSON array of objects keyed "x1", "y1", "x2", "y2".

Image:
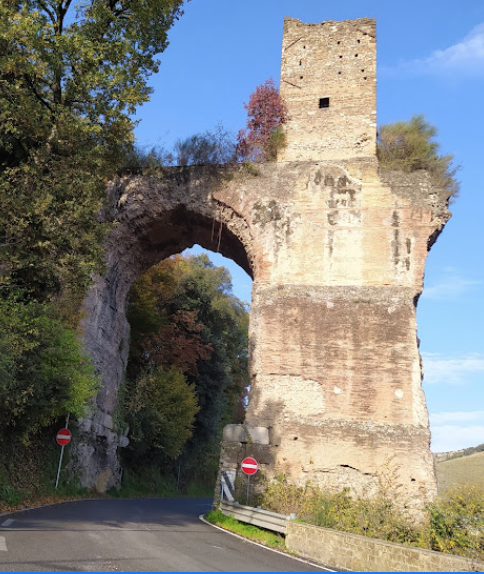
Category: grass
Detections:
[
  {"x1": 205, "y1": 509, "x2": 286, "y2": 549},
  {"x1": 436, "y1": 451, "x2": 484, "y2": 494}
]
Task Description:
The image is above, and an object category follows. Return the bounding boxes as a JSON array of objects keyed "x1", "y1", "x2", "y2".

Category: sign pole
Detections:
[
  {"x1": 55, "y1": 413, "x2": 70, "y2": 490},
  {"x1": 241, "y1": 457, "x2": 258, "y2": 506}
]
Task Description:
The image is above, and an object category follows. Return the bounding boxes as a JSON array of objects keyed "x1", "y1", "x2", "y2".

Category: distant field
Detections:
[{"x1": 436, "y1": 451, "x2": 484, "y2": 493}]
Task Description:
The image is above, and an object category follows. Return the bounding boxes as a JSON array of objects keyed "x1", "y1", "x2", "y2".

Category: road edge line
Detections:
[{"x1": 198, "y1": 513, "x2": 336, "y2": 572}]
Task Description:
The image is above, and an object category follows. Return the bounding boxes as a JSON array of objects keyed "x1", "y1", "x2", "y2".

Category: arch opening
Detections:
[
  {"x1": 79, "y1": 174, "x2": 256, "y2": 493},
  {"x1": 119, "y1": 244, "x2": 252, "y2": 495}
]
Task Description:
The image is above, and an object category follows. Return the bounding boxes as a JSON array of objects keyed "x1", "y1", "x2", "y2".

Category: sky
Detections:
[{"x1": 133, "y1": 0, "x2": 484, "y2": 453}]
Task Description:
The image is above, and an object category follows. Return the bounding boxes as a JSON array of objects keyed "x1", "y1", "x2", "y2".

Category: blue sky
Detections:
[{"x1": 134, "y1": 0, "x2": 484, "y2": 453}]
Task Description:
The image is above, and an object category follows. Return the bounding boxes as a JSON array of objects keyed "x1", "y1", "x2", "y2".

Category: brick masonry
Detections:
[{"x1": 286, "y1": 522, "x2": 484, "y2": 572}]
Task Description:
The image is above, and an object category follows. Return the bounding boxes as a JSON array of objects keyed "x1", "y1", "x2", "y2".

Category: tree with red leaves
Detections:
[{"x1": 237, "y1": 78, "x2": 287, "y2": 162}]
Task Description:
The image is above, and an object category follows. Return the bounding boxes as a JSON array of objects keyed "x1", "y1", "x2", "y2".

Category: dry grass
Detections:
[{"x1": 436, "y1": 451, "x2": 484, "y2": 494}]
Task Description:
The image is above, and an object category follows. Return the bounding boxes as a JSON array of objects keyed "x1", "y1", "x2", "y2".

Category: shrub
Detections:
[
  {"x1": 124, "y1": 366, "x2": 200, "y2": 463},
  {"x1": 237, "y1": 78, "x2": 287, "y2": 162},
  {"x1": 260, "y1": 476, "x2": 484, "y2": 559},
  {"x1": 0, "y1": 295, "x2": 99, "y2": 442},
  {"x1": 377, "y1": 114, "x2": 459, "y2": 200}
]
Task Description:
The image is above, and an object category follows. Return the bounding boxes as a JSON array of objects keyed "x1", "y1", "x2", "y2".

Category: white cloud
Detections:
[
  {"x1": 430, "y1": 410, "x2": 484, "y2": 425},
  {"x1": 422, "y1": 352, "x2": 484, "y2": 385},
  {"x1": 422, "y1": 275, "x2": 481, "y2": 301},
  {"x1": 430, "y1": 424, "x2": 484, "y2": 453},
  {"x1": 391, "y1": 22, "x2": 484, "y2": 77}
]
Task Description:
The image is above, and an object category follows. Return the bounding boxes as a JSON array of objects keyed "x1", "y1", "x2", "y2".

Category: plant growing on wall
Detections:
[
  {"x1": 236, "y1": 78, "x2": 287, "y2": 162},
  {"x1": 377, "y1": 115, "x2": 460, "y2": 201}
]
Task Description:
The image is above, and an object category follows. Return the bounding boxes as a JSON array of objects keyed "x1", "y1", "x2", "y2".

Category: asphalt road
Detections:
[{"x1": 0, "y1": 497, "x2": 331, "y2": 572}]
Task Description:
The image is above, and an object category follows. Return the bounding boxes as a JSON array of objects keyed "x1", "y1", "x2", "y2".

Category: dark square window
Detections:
[{"x1": 319, "y1": 97, "x2": 330, "y2": 109}]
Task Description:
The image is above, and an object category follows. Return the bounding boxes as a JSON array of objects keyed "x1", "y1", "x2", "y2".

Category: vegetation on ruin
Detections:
[
  {"x1": 121, "y1": 78, "x2": 287, "y2": 174},
  {"x1": 377, "y1": 114, "x2": 460, "y2": 200},
  {"x1": 236, "y1": 78, "x2": 287, "y2": 162}
]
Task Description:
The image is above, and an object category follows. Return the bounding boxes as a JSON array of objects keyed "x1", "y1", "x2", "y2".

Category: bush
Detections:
[
  {"x1": 260, "y1": 476, "x2": 484, "y2": 559},
  {"x1": 0, "y1": 295, "x2": 99, "y2": 442},
  {"x1": 124, "y1": 366, "x2": 200, "y2": 463},
  {"x1": 377, "y1": 114, "x2": 459, "y2": 200},
  {"x1": 426, "y1": 486, "x2": 484, "y2": 557}
]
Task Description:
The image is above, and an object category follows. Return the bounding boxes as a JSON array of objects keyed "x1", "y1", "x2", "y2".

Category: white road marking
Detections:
[
  {"x1": 0, "y1": 536, "x2": 7, "y2": 551},
  {"x1": 199, "y1": 514, "x2": 335, "y2": 572},
  {"x1": 1, "y1": 519, "x2": 14, "y2": 527}
]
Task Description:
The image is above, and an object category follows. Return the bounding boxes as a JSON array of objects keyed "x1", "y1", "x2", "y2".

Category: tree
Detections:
[
  {"x1": 125, "y1": 366, "x2": 200, "y2": 462},
  {"x1": 0, "y1": 295, "x2": 99, "y2": 442},
  {"x1": 174, "y1": 124, "x2": 236, "y2": 166},
  {"x1": 125, "y1": 254, "x2": 250, "y2": 484},
  {"x1": 377, "y1": 115, "x2": 460, "y2": 200},
  {"x1": 236, "y1": 78, "x2": 287, "y2": 162},
  {"x1": 0, "y1": 0, "x2": 186, "y2": 299}
]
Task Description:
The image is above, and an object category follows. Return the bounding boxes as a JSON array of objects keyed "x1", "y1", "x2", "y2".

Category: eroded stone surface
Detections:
[{"x1": 73, "y1": 18, "x2": 452, "y2": 508}]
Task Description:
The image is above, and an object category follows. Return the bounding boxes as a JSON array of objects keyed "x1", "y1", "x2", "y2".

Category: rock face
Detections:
[{"x1": 74, "y1": 17, "x2": 452, "y2": 506}]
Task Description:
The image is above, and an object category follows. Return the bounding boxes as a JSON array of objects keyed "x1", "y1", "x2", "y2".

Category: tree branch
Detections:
[
  {"x1": 37, "y1": 0, "x2": 56, "y2": 24},
  {"x1": 24, "y1": 74, "x2": 54, "y2": 115}
]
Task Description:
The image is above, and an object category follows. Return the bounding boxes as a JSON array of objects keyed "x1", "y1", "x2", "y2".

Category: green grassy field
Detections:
[{"x1": 436, "y1": 451, "x2": 484, "y2": 493}]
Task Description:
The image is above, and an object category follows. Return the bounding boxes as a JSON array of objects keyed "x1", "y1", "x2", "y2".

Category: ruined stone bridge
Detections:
[{"x1": 76, "y1": 17, "x2": 452, "y2": 505}]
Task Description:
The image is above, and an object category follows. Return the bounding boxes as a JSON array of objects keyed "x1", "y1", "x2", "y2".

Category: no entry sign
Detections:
[
  {"x1": 241, "y1": 457, "x2": 258, "y2": 476},
  {"x1": 56, "y1": 428, "x2": 72, "y2": 446}
]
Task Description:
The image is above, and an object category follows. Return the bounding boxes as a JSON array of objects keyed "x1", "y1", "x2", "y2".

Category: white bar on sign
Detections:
[{"x1": 242, "y1": 464, "x2": 258, "y2": 469}]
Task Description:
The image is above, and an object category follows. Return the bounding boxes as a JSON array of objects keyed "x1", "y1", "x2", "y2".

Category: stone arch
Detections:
[
  {"x1": 72, "y1": 15, "x2": 455, "y2": 506},
  {"x1": 77, "y1": 166, "x2": 257, "y2": 490},
  {"x1": 75, "y1": 160, "x2": 451, "y2": 507}
]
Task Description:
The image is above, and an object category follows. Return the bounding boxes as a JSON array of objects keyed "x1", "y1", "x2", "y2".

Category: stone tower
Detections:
[{"x1": 280, "y1": 17, "x2": 377, "y2": 161}]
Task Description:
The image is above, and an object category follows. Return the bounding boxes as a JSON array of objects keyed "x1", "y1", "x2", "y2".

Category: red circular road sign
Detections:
[
  {"x1": 241, "y1": 457, "x2": 258, "y2": 476},
  {"x1": 56, "y1": 428, "x2": 72, "y2": 446}
]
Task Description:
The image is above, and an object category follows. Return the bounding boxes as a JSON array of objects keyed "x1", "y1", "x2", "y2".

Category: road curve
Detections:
[{"x1": 0, "y1": 497, "x2": 331, "y2": 572}]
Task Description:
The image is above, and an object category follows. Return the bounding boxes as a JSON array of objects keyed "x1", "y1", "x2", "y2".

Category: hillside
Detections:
[{"x1": 436, "y1": 450, "x2": 484, "y2": 493}]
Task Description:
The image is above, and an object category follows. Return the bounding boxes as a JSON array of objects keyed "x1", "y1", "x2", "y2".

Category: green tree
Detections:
[
  {"x1": 125, "y1": 366, "x2": 200, "y2": 462},
  {"x1": 377, "y1": 115, "x2": 459, "y2": 200},
  {"x1": 0, "y1": 295, "x2": 98, "y2": 442},
  {"x1": 125, "y1": 254, "x2": 250, "y2": 485},
  {"x1": 0, "y1": 0, "x2": 186, "y2": 299}
]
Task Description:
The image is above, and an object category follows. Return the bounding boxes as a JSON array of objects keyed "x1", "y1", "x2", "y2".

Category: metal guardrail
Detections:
[{"x1": 220, "y1": 501, "x2": 293, "y2": 534}]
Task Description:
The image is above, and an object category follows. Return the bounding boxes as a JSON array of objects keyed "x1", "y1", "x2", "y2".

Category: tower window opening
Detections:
[{"x1": 319, "y1": 97, "x2": 330, "y2": 109}]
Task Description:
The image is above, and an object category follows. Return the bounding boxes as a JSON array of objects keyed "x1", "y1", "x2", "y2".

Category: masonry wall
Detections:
[
  {"x1": 280, "y1": 18, "x2": 377, "y2": 162},
  {"x1": 213, "y1": 158, "x2": 449, "y2": 507},
  {"x1": 77, "y1": 17, "x2": 452, "y2": 502},
  {"x1": 286, "y1": 522, "x2": 484, "y2": 572}
]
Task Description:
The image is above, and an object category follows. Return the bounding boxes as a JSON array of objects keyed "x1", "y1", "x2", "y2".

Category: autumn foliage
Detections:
[
  {"x1": 123, "y1": 254, "x2": 250, "y2": 484},
  {"x1": 237, "y1": 78, "x2": 287, "y2": 162}
]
